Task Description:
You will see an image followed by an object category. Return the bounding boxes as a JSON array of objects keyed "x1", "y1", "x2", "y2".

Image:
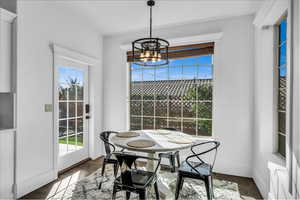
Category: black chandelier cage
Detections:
[{"x1": 131, "y1": 0, "x2": 170, "y2": 66}]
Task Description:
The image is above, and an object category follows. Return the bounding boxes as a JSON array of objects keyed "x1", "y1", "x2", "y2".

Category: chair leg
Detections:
[
  {"x1": 204, "y1": 176, "x2": 212, "y2": 200},
  {"x1": 170, "y1": 155, "x2": 175, "y2": 173},
  {"x1": 98, "y1": 182, "x2": 103, "y2": 190},
  {"x1": 175, "y1": 151, "x2": 180, "y2": 167},
  {"x1": 112, "y1": 185, "x2": 117, "y2": 200},
  {"x1": 210, "y1": 175, "x2": 214, "y2": 198},
  {"x1": 126, "y1": 191, "x2": 131, "y2": 200},
  {"x1": 98, "y1": 161, "x2": 106, "y2": 189},
  {"x1": 113, "y1": 163, "x2": 118, "y2": 177},
  {"x1": 175, "y1": 174, "x2": 184, "y2": 200},
  {"x1": 139, "y1": 191, "x2": 146, "y2": 200},
  {"x1": 101, "y1": 161, "x2": 106, "y2": 176},
  {"x1": 154, "y1": 181, "x2": 160, "y2": 200}
]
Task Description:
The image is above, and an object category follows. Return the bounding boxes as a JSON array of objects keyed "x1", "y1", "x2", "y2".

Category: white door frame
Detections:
[{"x1": 52, "y1": 44, "x2": 99, "y2": 176}]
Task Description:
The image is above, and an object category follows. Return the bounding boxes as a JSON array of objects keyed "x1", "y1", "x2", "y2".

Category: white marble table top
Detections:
[{"x1": 111, "y1": 129, "x2": 213, "y2": 153}]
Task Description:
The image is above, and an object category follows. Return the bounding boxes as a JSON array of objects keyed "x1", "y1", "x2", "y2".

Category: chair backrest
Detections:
[
  {"x1": 113, "y1": 152, "x2": 161, "y2": 187},
  {"x1": 100, "y1": 131, "x2": 118, "y2": 156},
  {"x1": 186, "y1": 140, "x2": 220, "y2": 173}
]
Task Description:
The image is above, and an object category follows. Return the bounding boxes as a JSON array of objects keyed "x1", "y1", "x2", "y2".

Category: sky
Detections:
[
  {"x1": 131, "y1": 55, "x2": 213, "y2": 82},
  {"x1": 279, "y1": 18, "x2": 287, "y2": 77},
  {"x1": 58, "y1": 56, "x2": 214, "y2": 86},
  {"x1": 59, "y1": 66, "x2": 84, "y2": 86}
]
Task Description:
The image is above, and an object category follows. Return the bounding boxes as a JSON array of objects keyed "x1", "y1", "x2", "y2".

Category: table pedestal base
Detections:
[
  {"x1": 146, "y1": 152, "x2": 155, "y2": 172},
  {"x1": 146, "y1": 152, "x2": 173, "y2": 199}
]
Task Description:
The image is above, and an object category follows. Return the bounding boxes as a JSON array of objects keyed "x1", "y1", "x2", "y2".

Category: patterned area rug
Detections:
[{"x1": 49, "y1": 166, "x2": 243, "y2": 200}]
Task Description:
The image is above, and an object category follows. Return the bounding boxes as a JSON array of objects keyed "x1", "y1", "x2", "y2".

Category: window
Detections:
[
  {"x1": 276, "y1": 17, "x2": 287, "y2": 157},
  {"x1": 128, "y1": 43, "x2": 214, "y2": 136}
]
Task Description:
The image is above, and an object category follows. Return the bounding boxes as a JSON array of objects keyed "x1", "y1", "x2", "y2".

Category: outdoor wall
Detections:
[
  {"x1": 103, "y1": 15, "x2": 255, "y2": 177},
  {"x1": 16, "y1": 1, "x2": 103, "y2": 197}
]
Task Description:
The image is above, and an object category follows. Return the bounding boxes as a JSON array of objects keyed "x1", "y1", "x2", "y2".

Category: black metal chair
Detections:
[
  {"x1": 175, "y1": 141, "x2": 220, "y2": 200},
  {"x1": 159, "y1": 128, "x2": 180, "y2": 172},
  {"x1": 98, "y1": 131, "x2": 122, "y2": 190},
  {"x1": 112, "y1": 152, "x2": 161, "y2": 200}
]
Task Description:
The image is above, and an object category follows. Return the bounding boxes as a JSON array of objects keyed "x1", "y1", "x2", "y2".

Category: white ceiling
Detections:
[{"x1": 59, "y1": 0, "x2": 265, "y2": 35}]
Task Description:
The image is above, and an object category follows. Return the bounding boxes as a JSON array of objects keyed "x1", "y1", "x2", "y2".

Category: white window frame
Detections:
[
  {"x1": 273, "y1": 14, "x2": 288, "y2": 160},
  {"x1": 128, "y1": 57, "x2": 214, "y2": 136},
  {"x1": 255, "y1": 0, "x2": 290, "y2": 164},
  {"x1": 121, "y1": 33, "x2": 223, "y2": 137}
]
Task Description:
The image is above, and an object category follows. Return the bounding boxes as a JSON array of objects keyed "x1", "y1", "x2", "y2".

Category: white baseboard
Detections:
[
  {"x1": 90, "y1": 150, "x2": 104, "y2": 160},
  {"x1": 16, "y1": 169, "x2": 57, "y2": 198},
  {"x1": 214, "y1": 164, "x2": 252, "y2": 178},
  {"x1": 253, "y1": 169, "x2": 268, "y2": 199},
  {"x1": 268, "y1": 192, "x2": 275, "y2": 199}
]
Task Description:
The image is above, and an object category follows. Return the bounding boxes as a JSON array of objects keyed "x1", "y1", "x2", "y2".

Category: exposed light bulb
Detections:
[
  {"x1": 158, "y1": 53, "x2": 162, "y2": 58},
  {"x1": 145, "y1": 51, "x2": 150, "y2": 57},
  {"x1": 152, "y1": 58, "x2": 156, "y2": 62},
  {"x1": 143, "y1": 58, "x2": 148, "y2": 62},
  {"x1": 140, "y1": 52, "x2": 144, "y2": 57}
]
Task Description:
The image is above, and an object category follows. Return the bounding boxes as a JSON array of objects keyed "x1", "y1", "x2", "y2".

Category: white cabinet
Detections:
[
  {"x1": 0, "y1": 8, "x2": 16, "y2": 92},
  {"x1": 0, "y1": 129, "x2": 15, "y2": 199}
]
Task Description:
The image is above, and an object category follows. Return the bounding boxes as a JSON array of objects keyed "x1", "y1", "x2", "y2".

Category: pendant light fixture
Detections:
[{"x1": 132, "y1": 0, "x2": 169, "y2": 66}]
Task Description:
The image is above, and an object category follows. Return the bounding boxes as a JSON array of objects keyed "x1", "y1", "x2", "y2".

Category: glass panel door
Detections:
[
  {"x1": 58, "y1": 66, "x2": 85, "y2": 155},
  {"x1": 55, "y1": 58, "x2": 89, "y2": 171}
]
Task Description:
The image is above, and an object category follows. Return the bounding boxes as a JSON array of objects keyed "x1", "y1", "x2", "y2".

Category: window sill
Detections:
[{"x1": 270, "y1": 153, "x2": 286, "y2": 169}]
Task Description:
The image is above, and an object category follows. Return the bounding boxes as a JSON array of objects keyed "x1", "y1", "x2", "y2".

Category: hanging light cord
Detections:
[{"x1": 150, "y1": 3, "x2": 152, "y2": 38}]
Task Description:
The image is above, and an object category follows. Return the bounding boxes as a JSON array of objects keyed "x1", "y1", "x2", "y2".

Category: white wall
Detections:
[
  {"x1": 103, "y1": 15, "x2": 255, "y2": 177},
  {"x1": 16, "y1": 1, "x2": 103, "y2": 197}
]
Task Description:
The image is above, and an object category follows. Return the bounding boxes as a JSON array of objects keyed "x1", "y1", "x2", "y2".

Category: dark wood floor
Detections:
[{"x1": 21, "y1": 157, "x2": 262, "y2": 199}]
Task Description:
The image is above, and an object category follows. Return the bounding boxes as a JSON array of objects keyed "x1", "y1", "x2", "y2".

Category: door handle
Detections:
[
  {"x1": 85, "y1": 104, "x2": 90, "y2": 114},
  {"x1": 85, "y1": 104, "x2": 90, "y2": 119}
]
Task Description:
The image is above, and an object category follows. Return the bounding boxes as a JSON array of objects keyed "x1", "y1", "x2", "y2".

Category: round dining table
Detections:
[
  {"x1": 111, "y1": 129, "x2": 196, "y2": 170},
  {"x1": 111, "y1": 129, "x2": 210, "y2": 197}
]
